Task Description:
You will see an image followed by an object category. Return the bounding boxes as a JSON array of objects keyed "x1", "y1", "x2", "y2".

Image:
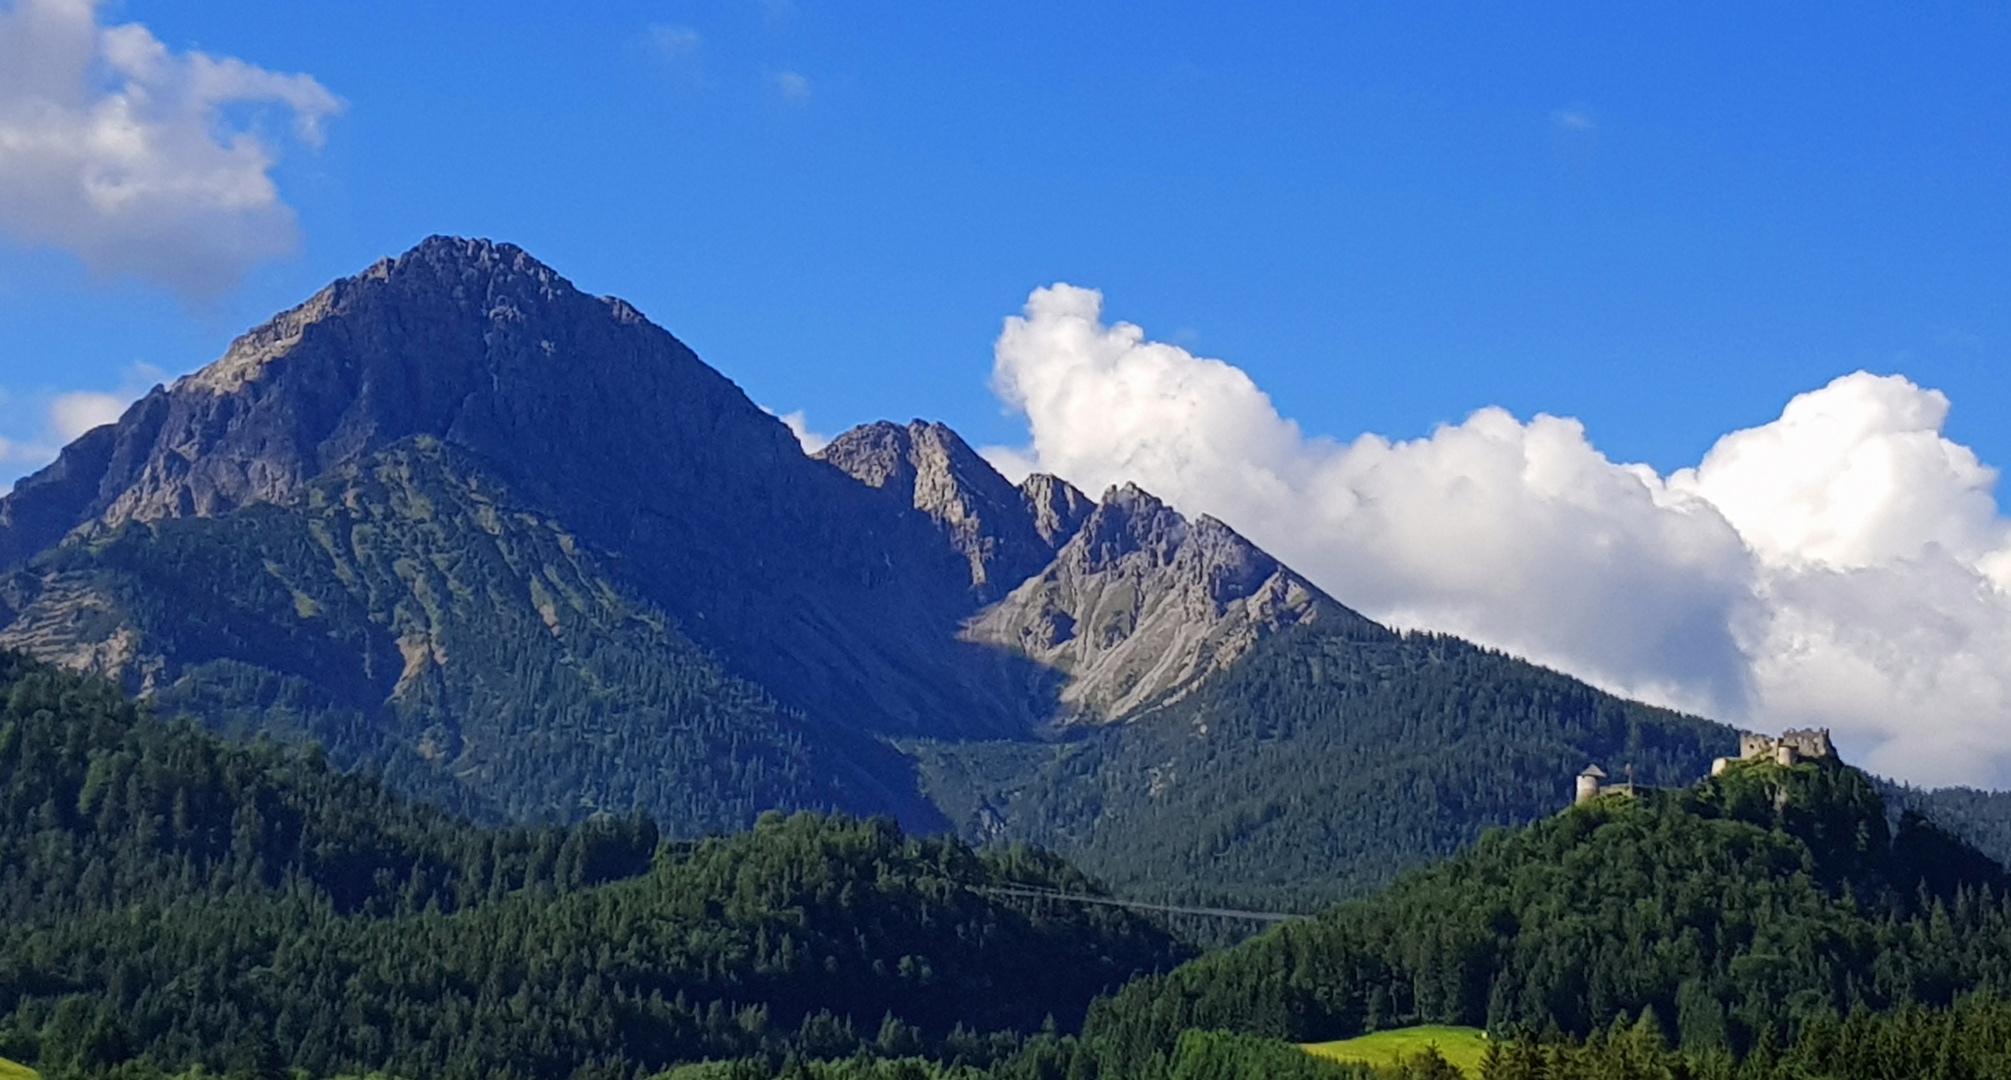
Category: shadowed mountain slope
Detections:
[{"x1": 0, "y1": 439, "x2": 927, "y2": 832}]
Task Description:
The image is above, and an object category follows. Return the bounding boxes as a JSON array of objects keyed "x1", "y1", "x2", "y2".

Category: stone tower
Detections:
[{"x1": 1575, "y1": 765, "x2": 1609, "y2": 805}]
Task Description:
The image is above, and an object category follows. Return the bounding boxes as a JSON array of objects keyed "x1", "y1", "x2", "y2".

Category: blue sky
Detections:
[
  {"x1": 2, "y1": 1, "x2": 2006, "y2": 480},
  {"x1": 7, "y1": 1, "x2": 2011, "y2": 783}
]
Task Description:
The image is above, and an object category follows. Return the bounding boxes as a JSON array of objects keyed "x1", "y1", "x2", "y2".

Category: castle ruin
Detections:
[
  {"x1": 1712, "y1": 728, "x2": 1834, "y2": 775},
  {"x1": 1576, "y1": 728, "x2": 1837, "y2": 805},
  {"x1": 1574, "y1": 764, "x2": 1638, "y2": 805}
]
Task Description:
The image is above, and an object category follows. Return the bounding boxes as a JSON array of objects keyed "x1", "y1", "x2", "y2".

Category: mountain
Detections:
[
  {"x1": 0, "y1": 655, "x2": 1183, "y2": 1080},
  {"x1": 19, "y1": 235, "x2": 2008, "y2": 909},
  {"x1": 0, "y1": 237, "x2": 1030, "y2": 743},
  {"x1": 0, "y1": 236, "x2": 1461, "y2": 851},
  {"x1": 815, "y1": 419, "x2": 1072, "y2": 602}
]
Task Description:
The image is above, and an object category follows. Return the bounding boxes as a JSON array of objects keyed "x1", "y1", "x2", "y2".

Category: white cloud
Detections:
[
  {"x1": 1552, "y1": 109, "x2": 1596, "y2": 131},
  {"x1": 48, "y1": 389, "x2": 125, "y2": 439},
  {"x1": 986, "y1": 283, "x2": 2011, "y2": 788},
  {"x1": 0, "y1": 0, "x2": 341, "y2": 298},
  {"x1": 764, "y1": 407, "x2": 829, "y2": 454},
  {"x1": 775, "y1": 70, "x2": 811, "y2": 101},
  {"x1": 648, "y1": 23, "x2": 702, "y2": 59},
  {"x1": 0, "y1": 362, "x2": 164, "y2": 483}
]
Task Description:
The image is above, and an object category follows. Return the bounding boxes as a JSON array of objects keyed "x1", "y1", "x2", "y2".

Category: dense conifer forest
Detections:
[
  {"x1": 917, "y1": 625, "x2": 1738, "y2": 910},
  {"x1": 1077, "y1": 753, "x2": 2011, "y2": 1069},
  {"x1": 0, "y1": 654, "x2": 1179, "y2": 1080},
  {"x1": 18, "y1": 650, "x2": 2011, "y2": 1080}
]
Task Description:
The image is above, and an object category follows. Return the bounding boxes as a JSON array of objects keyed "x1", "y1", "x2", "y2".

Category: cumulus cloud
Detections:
[
  {"x1": 0, "y1": 0, "x2": 341, "y2": 297},
  {"x1": 986, "y1": 284, "x2": 2011, "y2": 788}
]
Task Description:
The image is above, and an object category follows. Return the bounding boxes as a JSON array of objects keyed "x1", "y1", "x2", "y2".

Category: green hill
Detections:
[
  {"x1": 1078, "y1": 754, "x2": 2011, "y2": 1069},
  {"x1": 0, "y1": 655, "x2": 1181, "y2": 1080}
]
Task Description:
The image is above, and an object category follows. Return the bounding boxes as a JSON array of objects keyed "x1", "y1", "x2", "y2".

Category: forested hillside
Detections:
[
  {"x1": 1078, "y1": 752, "x2": 2011, "y2": 1070},
  {"x1": 917, "y1": 625, "x2": 1735, "y2": 910},
  {"x1": 0, "y1": 439, "x2": 937, "y2": 834},
  {"x1": 0, "y1": 655, "x2": 1181, "y2": 1080}
]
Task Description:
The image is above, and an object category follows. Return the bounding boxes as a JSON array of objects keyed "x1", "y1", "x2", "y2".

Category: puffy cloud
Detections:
[
  {"x1": 0, "y1": 363, "x2": 162, "y2": 483},
  {"x1": 1671, "y1": 375, "x2": 2010, "y2": 571},
  {"x1": 48, "y1": 389, "x2": 125, "y2": 439},
  {"x1": 0, "y1": 0, "x2": 341, "y2": 297},
  {"x1": 763, "y1": 407, "x2": 829, "y2": 453},
  {"x1": 986, "y1": 284, "x2": 2011, "y2": 788}
]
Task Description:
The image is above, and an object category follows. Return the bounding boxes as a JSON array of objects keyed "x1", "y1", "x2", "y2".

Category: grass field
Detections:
[
  {"x1": 0, "y1": 1056, "x2": 38, "y2": 1080},
  {"x1": 1303, "y1": 1025, "x2": 1490, "y2": 1076}
]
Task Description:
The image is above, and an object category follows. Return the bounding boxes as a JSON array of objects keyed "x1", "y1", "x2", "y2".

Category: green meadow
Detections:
[
  {"x1": 1302, "y1": 1026, "x2": 1490, "y2": 1077},
  {"x1": 0, "y1": 1057, "x2": 39, "y2": 1080}
]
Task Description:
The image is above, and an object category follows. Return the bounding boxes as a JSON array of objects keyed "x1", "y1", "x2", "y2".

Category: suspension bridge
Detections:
[{"x1": 968, "y1": 883, "x2": 1312, "y2": 923}]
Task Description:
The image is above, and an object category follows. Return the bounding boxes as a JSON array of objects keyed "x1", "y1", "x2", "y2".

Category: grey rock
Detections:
[
  {"x1": 964, "y1": 482, "x2": 1363, "y2": 722},
  {"x1": 817, "y1": 420, "x2": 1084, "y2": 600}
]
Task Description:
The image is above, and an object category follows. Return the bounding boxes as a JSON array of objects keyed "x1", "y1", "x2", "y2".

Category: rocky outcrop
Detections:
[
  {"x1": 1019, "y1": 473, "x2": 1093, "y2": 550},
  {"x1": 963, "y1": 483, "x2": 1359, "y2": 721},
  {"x1": 817, "y1": 421, "x2": 1088, "y2": 600}
]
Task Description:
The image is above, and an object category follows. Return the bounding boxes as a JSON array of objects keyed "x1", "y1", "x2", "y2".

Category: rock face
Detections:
[
  {"x1": 816, "y1": 421, "x2": 1082, "y2": 601},
  {"x1": 963, "y1": 483, "x2": 1362, "y2": 721}
]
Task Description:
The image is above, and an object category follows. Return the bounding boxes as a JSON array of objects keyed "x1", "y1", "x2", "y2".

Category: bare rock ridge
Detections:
[
  {"x1": 815, "y1": 420, "x2": 1089, "y2": 600},
  {"x1": 964, "y1": 482, "x2": 1367, "y2": 720},
  {"x1": 1019, "y1": 472, "x2": 1095, "y2": 550},
  {"x1": 0, "y1": 235, "x2": 1386, "y2": 825}
]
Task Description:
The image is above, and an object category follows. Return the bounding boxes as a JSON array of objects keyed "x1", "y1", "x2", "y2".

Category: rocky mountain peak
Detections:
[
  {"x1": 0, "y1": 235, "x2": 797, "y2": 549},
  {"x1": 817, "y1": 420, "x2": 1078, "y2": 599},
  {"x1": 1018, "y1": 473, "x2": 1093, "y2": 549},
  {"x1": 963, "y1": 480, "x2": 1350, "y2": 721},
  {"x1": 182, "y1": 237, "x2": 579, "y2": 397},
  {"x1": 1074, "y1": 482, "x2": 1191, "y2": 570}
]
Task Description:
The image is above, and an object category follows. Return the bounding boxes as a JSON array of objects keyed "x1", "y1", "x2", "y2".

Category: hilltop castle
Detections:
[
  {"x1": 1713, "y1": 728, "x2": 1834, "y2": 775},
  {"x1": 1575, "y1": 728, "x2": 1837, "y2": 805}
]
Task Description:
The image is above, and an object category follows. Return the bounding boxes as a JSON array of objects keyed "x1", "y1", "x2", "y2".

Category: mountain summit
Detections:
[{"x1": 0, "y1": 236, "x2": 1372, "y2": 830}]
